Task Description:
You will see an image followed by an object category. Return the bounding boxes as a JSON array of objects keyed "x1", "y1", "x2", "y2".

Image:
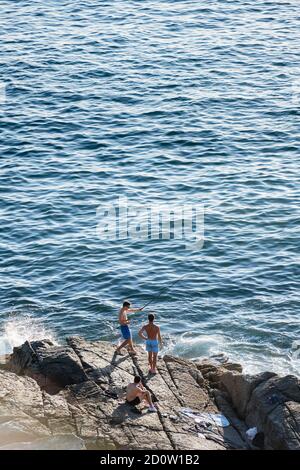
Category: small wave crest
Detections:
[
  {"x1": 162, "y1": 332, "x2": 226, "y2": 359},
  {"x1": 161, "y1": 332, "x2": 300, "y2": 377}
]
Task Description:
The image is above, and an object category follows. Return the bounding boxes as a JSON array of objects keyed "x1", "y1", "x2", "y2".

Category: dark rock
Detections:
[
  {"x1": 8, "y1": 339, "x2": 87, "y2": 391},
  {"x1": 196, "y1": 361, "x2": 243, "y2": 388},
  {"x1": 223, "y1": 363, "x2": 243, "y2": 373},
  {"x1": 219, "y1": 370, "x2": 277, "y2": 418},
  {"x1": 196, "y1": 362, "x2": 219, "y2": 376},
  {"x1": 245, "y1": 375, "x2": 300, "y2": 449},
  {"x1": 252, "y1": 432, "x2": 265, "y2": 449},
  {"x1": 213, "y1": 389, "x2": 250, "y2": 448},
  {"x1": 203, "y1": 367, "x2": 300, "y2": 450},
  {"x1": 1, "y1": 337, "x2": 299, "y2": 450}
]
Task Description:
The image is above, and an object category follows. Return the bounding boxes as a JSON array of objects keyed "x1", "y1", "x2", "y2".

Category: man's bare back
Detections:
[
  {"x1": 138, "y1": 313, "x2": 162, "y2": 374},
  {"x1": 143, "y1": 323, "x2": 160, "y2": 340},
  {"x1": 125, "y1": 376, "x2": 157, "y2": 412},
  {"x1": 126, "y1": 382, "x2": 143, "y2": 402}
]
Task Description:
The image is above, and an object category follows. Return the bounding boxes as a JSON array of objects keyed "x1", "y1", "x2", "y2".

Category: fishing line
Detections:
[{"x1": 140, "y1": 273, "x2": 189, "y2": 310}]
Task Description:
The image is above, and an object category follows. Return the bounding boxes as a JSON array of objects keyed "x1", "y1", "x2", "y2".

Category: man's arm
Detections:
[
  {"x1": 158, "y1": 327, "x2": 163, "y2": 348},
  {"x1": 137, "y1": 383, "x2": 146, "y2": 393},
  {"x1": 127, "y1": 308, "x2": 143, "y2": 313},
  {"x1": 138, "y1": 326, "x2": 147, "y2": 341}
]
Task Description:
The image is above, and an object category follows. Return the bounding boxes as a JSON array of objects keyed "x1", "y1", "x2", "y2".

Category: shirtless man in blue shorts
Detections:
[
  {"x1": 116, "y1": 301, "x2": 143, "y2": 356},
  {"x1": 126, "y1": 375, "x2": 157, "y2": 412},
  {"x1": 138, "y1": 313, "x2": 162, "y2": 374}
]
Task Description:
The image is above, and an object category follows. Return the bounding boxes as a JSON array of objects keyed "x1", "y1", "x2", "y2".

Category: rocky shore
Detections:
[{"x1": 0, "y1": 336, "x2": 299, "y2": 450}]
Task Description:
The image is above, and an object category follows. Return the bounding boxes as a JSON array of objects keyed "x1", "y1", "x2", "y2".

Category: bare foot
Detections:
[
  {"x1": 115, "y1": 348, "x2": 123, "y2": 356},
  {"x1": 128, "y1": 350, "x2": 137, "y2": 356},
  {"x1": 148, "y1": 405, "x2": 157, "y2": 413}
]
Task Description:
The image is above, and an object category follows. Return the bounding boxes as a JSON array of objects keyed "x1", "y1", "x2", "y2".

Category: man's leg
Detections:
[
  {"x1": 148, "y1": 351, "x2": 153, "y2": 370},
  {"x1": 116, "y1": 339, "x2": 129, "y2": 353},
  {"x1": 142, "y1": 391, "x2": 154, "y2": 408},
  {"x1": 128, "y1": 338, "x2": 137, "y2": 354},
  {"x1": 152, "y1": 352, "x2": 158, "y2": 372}
]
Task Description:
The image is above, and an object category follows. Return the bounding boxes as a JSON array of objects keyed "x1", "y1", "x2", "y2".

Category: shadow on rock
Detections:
[{"x1": 109, "y1": 402, "x2": 146, "y2": 425}]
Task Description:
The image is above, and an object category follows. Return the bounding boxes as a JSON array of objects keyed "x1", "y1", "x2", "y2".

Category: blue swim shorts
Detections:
[
  {"x1": 146, "y1": 339, "x2": 159, "y2": 353},
  {"x1": 120, "y1": 325, "x2": 131, "y2": 340}
]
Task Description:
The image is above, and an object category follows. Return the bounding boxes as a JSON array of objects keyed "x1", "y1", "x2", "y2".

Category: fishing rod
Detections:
[{"x1": 140, "y1": 273, "x2": 189, "y2": 310}]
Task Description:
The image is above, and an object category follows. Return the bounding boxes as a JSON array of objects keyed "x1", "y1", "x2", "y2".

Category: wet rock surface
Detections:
[{"x1": 0, "y1": 336, "x2": 299, "y2": 450}]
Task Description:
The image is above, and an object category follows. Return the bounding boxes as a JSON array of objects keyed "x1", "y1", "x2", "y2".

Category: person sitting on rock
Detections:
[
  {"x1": 126, "y1": 375, "x2": 157, "y2": 413},
  {"x1": 116, "y1": 301, "x2": 143, "y2": 356},
  {"x1": 138, "y1": 313, "x2": 162, "y2": 374}
]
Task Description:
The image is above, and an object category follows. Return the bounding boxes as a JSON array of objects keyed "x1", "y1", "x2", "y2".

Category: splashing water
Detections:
[{"x1": 0, "y1": 314, "x2": 57, "y2": 357}]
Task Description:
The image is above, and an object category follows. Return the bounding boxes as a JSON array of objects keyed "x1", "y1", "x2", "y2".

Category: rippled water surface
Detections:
[{"x1": 0, "y1": 0, "x2": 299, "y2": 375}]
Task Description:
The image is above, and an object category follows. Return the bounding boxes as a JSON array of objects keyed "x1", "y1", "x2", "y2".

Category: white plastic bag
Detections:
[{"x1": 246, "y1": 427, "x2": 258, "y2": 441}]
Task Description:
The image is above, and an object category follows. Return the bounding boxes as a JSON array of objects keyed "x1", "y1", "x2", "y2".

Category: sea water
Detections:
[{"x1": 0, "y1": 0, "x2": 299, "y2": 376}]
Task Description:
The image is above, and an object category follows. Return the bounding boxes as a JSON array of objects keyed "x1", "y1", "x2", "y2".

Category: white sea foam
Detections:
[
  {"x1": 236, "y1": 351, "x2": 300, "y2": 377},
  {"x1": 163, "y1": 332, "x2": 300, "y2": 377},
  {"x1": 162, "y1": 332, "x2": 226, "y2": 359},
  {"x1": 0, "y1": 315, "x2": 57, "y2": 358}
]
